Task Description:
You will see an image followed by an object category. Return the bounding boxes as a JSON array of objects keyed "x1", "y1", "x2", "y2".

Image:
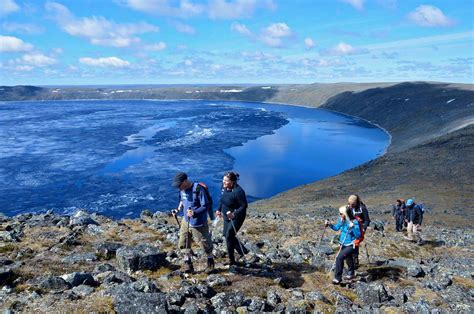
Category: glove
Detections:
[
  {"x1": 324, "y1": 220, "x2": 329, "y2": 227},
  {"x1": 349, "y1": 221, "x2": 354, "y2": 228},
  {"x1": 171, "y1": 209, "x2": 178, "y2": 215}
]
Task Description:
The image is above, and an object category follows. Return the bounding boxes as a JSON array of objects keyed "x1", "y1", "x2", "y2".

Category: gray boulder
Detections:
[
  {"x1": 305, "y1": 291, "x2": 330, "y2": 304},
  {"x1": 246, "y1": 297, "x2": 266, "y2": 312},
  {"x1": 95, "y1": 271, "x2": 135, "y2": 285},
  {"x1": 69, "y1": 210, "x2": 99, "y2": 227},
  {"x1": 39, "y1": 276, "x2": 71, "y2": 292},
  {"x1": 61, "y1": 272, "x2": 96, "y2": 287},
  {"x1": 211, "y1": 292, "x2": 245, "y2": 310},
  {"x1": 355, "y1": 282, "x2": 391, "y2": 305},
  {"x1": 310, "y1": 245, "x2": 334, "y2": 256},
  {"x1": 116, "y1": 244, "x2": 167, "y2": 273},
  {"x1": 96, "y1": 242, "x2": 123, "y2": 260},
  {"x1": 407, "y1": 265, "x2": 425, "y2": 278},
  {"x1": 108, "y1": 285, "x2": 168, "y2": 313},
  {"x1": 206, "y1": 274, "x2": 229, "y2": 287},
  {"x1": 72, "y1": 285, "x2": 95, "y2": 297},
  {"x1": 62, "y1": 253, "x2": 98, "y2": 264},
  {"x1": 267, "y1": 290, "x2": 281, "y2": 306}
]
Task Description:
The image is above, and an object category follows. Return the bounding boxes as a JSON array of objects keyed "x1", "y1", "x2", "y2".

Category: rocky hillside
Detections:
[{"x1": 0, "y1": 210, "x2": 472, "y2": 312}]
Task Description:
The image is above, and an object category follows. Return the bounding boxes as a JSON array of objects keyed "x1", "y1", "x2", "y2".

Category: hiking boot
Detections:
[
  {"x1": 181, "y1": 261, "x2": 194, "y2": 274},
  {"x1": 344, "y1": 274, "x2": 355, "y2": 280},
  {"x1": 205, "y1": 257, "x2": 215, "y2": 274},
  {"x1": 332, "y1": 278, "x2": 341, "y2": 285}
]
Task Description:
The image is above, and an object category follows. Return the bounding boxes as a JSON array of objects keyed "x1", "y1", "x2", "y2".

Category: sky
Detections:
[{"x1": 0, "y1": 0, "x2": 473, "y2": 85}]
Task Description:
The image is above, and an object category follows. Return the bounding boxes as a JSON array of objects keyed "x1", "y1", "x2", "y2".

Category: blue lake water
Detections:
[{"x1": 0, "y1": 100, "x2": 389, "y2": 218}]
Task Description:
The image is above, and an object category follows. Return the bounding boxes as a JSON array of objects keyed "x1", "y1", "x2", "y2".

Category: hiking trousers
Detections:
[
  {"x1": 395, "y1": 214, "x2": 404, "y2": 231},
  {"x1": 178, "y1": 219, "x2": 213, "y2": 255},
  {"x1": 335, "y1": 245, "x2": 355, "y2": 281},
  {"x1": 223, "y1": 218, "x2": 248, "y2": 263}
]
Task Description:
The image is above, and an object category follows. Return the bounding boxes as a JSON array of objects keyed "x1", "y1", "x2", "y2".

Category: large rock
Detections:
[
  {"x1": 407, "y1": 265, "x2": 425, "y2": 278},
  {"x1": 0, "y1": 268, "x2": 14, "y2": 286},
  {"x1": 211, "y1": 292, "x2": 245, "y2": 310},
  {"x1": 69, "y1": 210, "x2": 99, "y2": 227},
  {"x1": 267, "y1": 290, "x2": 281, "y2": 306},
  {"x1": 96, "y1": 242, "x2": 124, "y2": 260},
  {"x1": 38, "y1": 276, "x2": 71, "y2": 292},
  {"x1": 355, "y1": 282, "x2": 391, "y2": 305},
  {"x1": 246, "y1": 297, "x2": 267, "y2": 312},
  {"x1": 106, "y1": 284, "x2": 168, "y2": 313},
  {"x1": 116, "y1": 244, "x2": 167, "y2": 273},
  {"x1": 61, "y1": 272, "x2": 96, "y2": 287}
]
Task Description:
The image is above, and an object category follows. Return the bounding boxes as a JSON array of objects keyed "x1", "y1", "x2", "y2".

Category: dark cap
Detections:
[{"x1": 172, "y1": 172, "x2": 188, "y2": 188}]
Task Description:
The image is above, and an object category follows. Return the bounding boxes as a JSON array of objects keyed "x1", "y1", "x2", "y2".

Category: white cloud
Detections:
[
  {"x1": 46, "y1": 2, "x2": 159, "y2": 47},
  {"x1": 0, "y1": 0, "x2": 19, "y2": 17},
  {"x1": 15, "y1": 65, "x2": 33, "y2": 71},
  {"x1": 1, "y1": 22, "x2": 44, "y2": 34},
  {"x1": 184, "y1": 59, "x2": 193, "y2": 66},
  {"x1": 124, "y1": 0, "x2": 204, "y2": 18},
  {"x1": 174, "y1": 22, "x2": 196, "y2": 34},
  {"x1": 328, "y1": 42, "x2": 357, "y2": 55},
  {"x1": 304, "y1": 37, "x2": 315, "y2": 49},
  {"x1": 0, "y1": 35, "x2": 33, "y2": 52},
  {"x1": 408, "y1": 5, "x2": 453, "y2": 27},
  {"x1": 231, "y1": 22, "x2": 252, "y2": 36},
  {"x1": 79, "y1": 57, "x2": 130, "y2": 68},
  {"x1": 143, "y1": 42, "x2": 167, "y2": 51},
  {"x1": 22, "y1": 53, "x2": 57, "y2": 66},
  {"x1": 340, "y1": 0, "x2": 365, "y2": 11},
  {"x1": 260, "y1": 22, "x2": 292, "y2": 48},
  {"x1": 208, "y1": 0, "x2": 275, "y2": 20}
]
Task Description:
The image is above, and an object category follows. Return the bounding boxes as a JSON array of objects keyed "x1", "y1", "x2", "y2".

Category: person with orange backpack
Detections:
[
  {"x1": 325, "y1": 205, "x2": 361, "y2": 284},
  {"x1": 347, "y1": 194, "x2": 370, "y2": 269},
  {"x1": 172, "y1": 172, "x2": 215, "y2": 274}
]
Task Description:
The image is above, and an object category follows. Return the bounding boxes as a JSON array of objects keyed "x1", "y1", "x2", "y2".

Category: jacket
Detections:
[
  {"x1": 180, "y1": 182, "x2": 209, "y2": 227},
  {"x1": 217, "y1": 184, "x2": 247, "y2": 223},
  {"x1": 352, "y1": 203, "x2": 370, "y2": 231},
  {"x1": 408, "y1": 204, "x2": 423, "y2": 225},
  {"x1": 330, "y1": 218, "x2": 361, "y2": 246}
]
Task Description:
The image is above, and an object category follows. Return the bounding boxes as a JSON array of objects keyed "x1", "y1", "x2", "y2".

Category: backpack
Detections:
[
  {"x1": 353, "y1": 216, "x2": 365, "y2": 247},
  {"x1": 194, "y1": 182, "x2": 215, "y2": 220}
]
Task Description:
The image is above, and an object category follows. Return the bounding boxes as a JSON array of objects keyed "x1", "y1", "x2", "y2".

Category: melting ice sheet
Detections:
[{"x1": 0, "y1": 100, "x2": 389, "y2": 218}]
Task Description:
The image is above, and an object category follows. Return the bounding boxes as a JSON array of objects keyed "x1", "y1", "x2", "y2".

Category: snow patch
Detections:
[
  {"x1": 446, "y1": 99, "x2": 455, "y2": 104},
  {"x1": 220, "y1": 89, "x2": 243, "y2": 93}
]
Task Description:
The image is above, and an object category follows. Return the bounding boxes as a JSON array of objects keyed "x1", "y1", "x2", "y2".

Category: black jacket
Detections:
[
  {"x1": 217, "y1": 184, "x2": 247, "y2": 223},
  {"x1": 352, "y1": 203, "x2": 370, "y2": 231},
  {"x1": 408, "y1": 204, "x2": 423, "y2": 225}
]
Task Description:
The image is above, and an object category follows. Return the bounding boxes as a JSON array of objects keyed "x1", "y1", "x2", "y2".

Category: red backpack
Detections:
[{"x1": 353, "y1": 216, "x2": 364, "y2": 247}]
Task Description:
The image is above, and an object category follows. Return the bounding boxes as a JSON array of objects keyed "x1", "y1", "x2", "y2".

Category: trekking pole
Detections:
[
  {"x1": 230, "y1": 218, "x2": 246, "y2": 260},
  {"x1": 331, "y1": 226, "x2": 352, "y2": 271},
  {"x1": 364, "y1": 241, "x2": 370, "y2": 264},
  {"x1": 186, "y1": 207, "x2": 191, "y2": 251},
  {"x1": 319, "y1": 224, "x2": 327, "y2": 245},
  {"x1": 171, "y1": 209, "x2": 181, "y2": 228}
]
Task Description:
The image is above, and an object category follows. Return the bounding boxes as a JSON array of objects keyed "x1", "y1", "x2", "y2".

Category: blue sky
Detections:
[{"x1": 0, "y1": 0, "x2": 473, "y2": 85}]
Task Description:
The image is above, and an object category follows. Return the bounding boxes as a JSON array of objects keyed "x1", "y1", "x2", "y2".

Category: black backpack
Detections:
[{"x1": 193, "y1": 182, "x2": 214, "y2": 220}]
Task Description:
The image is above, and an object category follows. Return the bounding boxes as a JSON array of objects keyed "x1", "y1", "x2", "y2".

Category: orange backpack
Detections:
[{"x1": 354, "y1": 216, "x2": 364, "y2": 247}]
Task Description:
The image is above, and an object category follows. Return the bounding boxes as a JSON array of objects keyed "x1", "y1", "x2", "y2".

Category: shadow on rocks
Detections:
[{"x1": 366, "y1": 266, "x2": 404, "y2": 282}]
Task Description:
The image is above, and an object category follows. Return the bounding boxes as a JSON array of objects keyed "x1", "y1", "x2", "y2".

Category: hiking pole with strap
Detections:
[
  {"x1": 319, "y1": 224, "x2": 327, "y2": 245},
  {"x1": 331, "y1": 225, "x2": 352, "y2": 271},
  {"x1": 364, "y1": 241, "x2": 370, "y2": 264},
  {"x1": 230, "y1": 218, "x2": 246, "y2": 260},
  {"x1": 171, "y1": 209, "x2": 181, "y2": 228}
]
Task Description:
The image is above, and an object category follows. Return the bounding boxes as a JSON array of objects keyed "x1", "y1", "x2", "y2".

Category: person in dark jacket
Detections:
[
  {"x1": 172, "y1": 172, "x2": 214, "y2": 274},
  {"x1": 348, "y1": 194, "x2": 370, "y2": 268},
  {"x1": 392, "y1": 199, "x2": 406, "y2": 232},
  {"x1": 216, "y1": 171, "x2": 249, "y2": 266},
  {"x1": 325, "y1": 205, "x2": 361, "y2": 284},
  {"x1": 404, "y1": 198, "x2": 423, "y2": 245}
]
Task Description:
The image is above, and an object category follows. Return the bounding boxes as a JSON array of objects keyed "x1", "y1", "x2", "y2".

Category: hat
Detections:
[
  {"x1": 339, "y1": 206, "x2": 348, "y2": 217},
  {"x1": 172, "y1": 172, "x2": 187, "y2": 188},
  {"x1": 406, "y1": 199, "x2": 414, "y2": 206}
]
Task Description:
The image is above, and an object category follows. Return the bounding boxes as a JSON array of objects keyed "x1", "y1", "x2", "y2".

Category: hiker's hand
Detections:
[
  {"x1": 187, "y1": 209, "x2": 194, "y2": 218},
  {"x1": 324, "y1": 220, "x2": 329, "y2": 227},
  {"x1": 226, "y1": 211, "x2": 235, "y2": 220},
  {"x1": 216, "y1": 210, "x2": 222, "y2": 218},
  {"x1": 171, "y1": 209, "x2": 178, "y2": 216},
  {"x1": 349, "y1": 221, "x2": 354, "y2": 228}
]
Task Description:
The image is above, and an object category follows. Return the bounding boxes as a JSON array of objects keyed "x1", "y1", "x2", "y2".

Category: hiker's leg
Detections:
[
  {"x1": 345, "y1": 246, "x2": 356, "y2": 276},
  {"x1": 413, "y1": 224, "x2": 422, "y2": 243},
  {"x1": 334, "y1": 248, "x2": 347, "y2": 281},
  {"x1": 178, "y1": 218, "x2": 192, "y2": 254},
  {"x1": 406, "y1": 221, "x2": 414, "y2": 240},
  {"x1": 353, "y1": 246, "x2": 359, "y2": 268},
  {"x1": 224, "y1": 220, "x2": 236, "y2": 263},
  {"x1": 192, "y1": 224, "x2": 214, "y2": 256},
  {"x1": 232, "y1": 218, "x2": 249, "y2": 256}
]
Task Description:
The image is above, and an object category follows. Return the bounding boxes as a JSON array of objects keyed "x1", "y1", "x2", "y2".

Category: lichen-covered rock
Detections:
[
  {"x1": 38, "y1": 276, "x2": 71, "y2": 292},
  {"x1": 61, "y1": 272, "x2": 96, "y2": 287},
  {"x1": 407, "y1": 265, "x2": 425, "y2": 277},
  {"x1": 96, "y1": 242, "x2": 123, "y2": 260},
  {"x1": 116, "y1": 244, "x2": 167, "y2": 273},
  {"x1": 355, "y1": 282, "x2": 391, "y2": 305},
  {"x1": 211, "y1": 292, "x2": 245, "y2": 310},
  {"x1": 69, "y1": 210, "x2": 99, "y2": 227}
]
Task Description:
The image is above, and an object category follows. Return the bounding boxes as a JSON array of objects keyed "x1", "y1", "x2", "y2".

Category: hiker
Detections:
[
  {"x1": 347, "y1": 194, "x2": 370, "y2": 268},
  {"x1": 216, "y1": 171, "x2": 249, "y2": 266},
  {"x1": 325, "y1": 206, "x2": 361, "y2": 284},
  {"x1": 404, "y1": 198, "x2": 423, "y2": 245},
  {"x1": 392, "y1": 199, "x2": 406, "y2": 232},
  {"x1": 172, "y1": 172, "x2": 215, "y2": 274}
]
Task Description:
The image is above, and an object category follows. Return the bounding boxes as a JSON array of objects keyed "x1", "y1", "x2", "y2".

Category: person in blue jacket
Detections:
[{"x1": 325, "y1": 205, "x2": 361, "y2": 284}]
